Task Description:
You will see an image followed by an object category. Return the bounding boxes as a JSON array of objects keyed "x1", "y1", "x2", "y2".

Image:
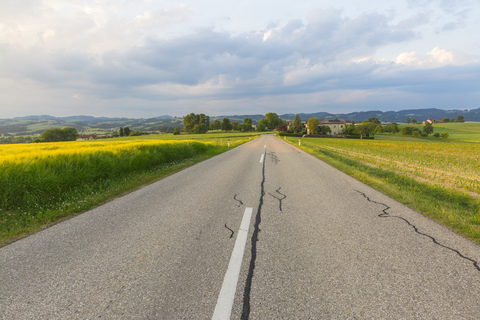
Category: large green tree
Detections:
[
  {"x1": 391, "y1": 122, "x2": 399, "y2": 134},
  {"x1": 265, "y1": 112, "x2": 282, "y2": 131},
  {"x1": 221, "y1": 118, "x2": 232, "y2": 131},
  {"x1": 212, "y1": 119, "x2": 221, "y2": 131},
  {"x1": 292, "y1": 114, "x2": 304, "y2": 133},
  {"x1": 342, "y1": 121, "x2": 356, "y2": 135},
  {"x1": 307, "y1": 116, "x2": 319, "y2": 134},
  {"x1": 256, "y1": 118, "x2": 267, "y2": 132},
  {"x1": 355, "y1": 121, "x2": 375, "y2": 138},
  {"x1": 241, "y1": 118, "x2": 253, "y2": 132},
  {"x1": 374, "y1": 124, "x2": 384, "y2": 133},
  {"x1": 183, "y1": 113, "x2": 210, "y2": 133},
  {"x1": 423, "y1": 122, "x2": 434, "y2": 135},
  {"x1": 38, "y1": 127, "x2": 78, "y2": 142},
  {"x1": 367, "y1": 117, "x2": 381, "y2": 125},
  {"x1": 61, "y1": 127, "x2": 79, "y2": 140}
]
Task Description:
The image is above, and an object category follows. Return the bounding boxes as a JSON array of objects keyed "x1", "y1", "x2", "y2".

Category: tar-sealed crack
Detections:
[
  {"x1": 241, "y1": 149, "x2": 266, "y2": 319},
  {"x1": 269, "y1": 187, "x2": 287, "y2": 211},
  {"x1": 356, "y1": 190, "x2": 480, "y2": 272},
  {"x1": 224, "y1": 223, "x2": 234, "y2": 239}
]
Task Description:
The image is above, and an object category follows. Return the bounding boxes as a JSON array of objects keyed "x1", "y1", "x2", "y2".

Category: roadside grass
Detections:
[
  {"x1": 285, "y1": 135, "x2": 480, "y2": 244},
  {"x1": 0, "y1": 132, "x2": 259, "y2": 246}
]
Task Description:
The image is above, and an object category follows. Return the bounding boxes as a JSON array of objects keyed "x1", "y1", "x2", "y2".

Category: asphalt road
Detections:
[{"x1": 2, "y1": 135, "x2": 480, "y2": 319}]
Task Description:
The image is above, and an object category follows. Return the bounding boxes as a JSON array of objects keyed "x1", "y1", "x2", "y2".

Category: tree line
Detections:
[
  {"x1": 180, "y1": 112, "x2": 283, "y2": 134},
  {"x1": 181, "y1": 113, "x2": 255, "y2": 133}
]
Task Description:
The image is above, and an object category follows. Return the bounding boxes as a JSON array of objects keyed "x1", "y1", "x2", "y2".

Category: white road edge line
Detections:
[
  {"x1": 260, "y1": 154, "x2": 265, "y2": 163},
  {"x1": 212, "y1": 207, "x2": 253, "y2": 320}
]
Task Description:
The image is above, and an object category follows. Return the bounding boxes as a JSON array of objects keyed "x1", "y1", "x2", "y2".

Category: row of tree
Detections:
[
  {"x1": 182, "y1": 113, "x2": 255, "y2": 133},
  {"x1": 406, "y1": 115, "x2": 465, "y2": 124},
  {"x1": 118, "y1": 126, "x2": 150, "y2": 137}
]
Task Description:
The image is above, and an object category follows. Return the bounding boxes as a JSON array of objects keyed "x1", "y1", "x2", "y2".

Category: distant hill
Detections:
[
  {"x1": 9, "y1": 115, "x2": 137, "y2": 123},
  {"x1": 4, "y1": 108, "x2": 480, "y2": 124},
  {"x1": 0, "y1": 115, "x2": 181, "y2": 137},
  {"x1": 1, "y1": 108, "x2": 479, "y2": 138}
]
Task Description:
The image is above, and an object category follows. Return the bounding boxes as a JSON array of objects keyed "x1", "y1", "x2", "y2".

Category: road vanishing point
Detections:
[{"x1": 2, "y1": 135, "x2": 480, "y2": 319}]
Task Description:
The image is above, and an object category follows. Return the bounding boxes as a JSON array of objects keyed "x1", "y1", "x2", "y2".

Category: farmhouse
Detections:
[
  {"x1": 423, "y1": 119, "x2": 435, "y2": 124},
  {"x1": 78, "y1": 135, "x2": 96, "y2": 140},
  {"x1": 307, "y1": 118, "x2": 347, "y2": 135}
]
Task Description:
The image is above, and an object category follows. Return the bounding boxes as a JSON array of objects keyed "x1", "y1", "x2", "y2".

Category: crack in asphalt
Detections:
[
  {"x1": 234, "y1": 194, "x2": 244, "y2": 207},
  {"x1": 356, "y1": 190, "x2": 480, "y2": 272},
  {"x1": 241, "y1": 149, "x2": 266, "y2": 320},
  {"x1": 269, "y1": 187, "x2": 286, "y2": 211},
  {"x1": 224, "y1": 223, "x2": 234, "y2": 239}
]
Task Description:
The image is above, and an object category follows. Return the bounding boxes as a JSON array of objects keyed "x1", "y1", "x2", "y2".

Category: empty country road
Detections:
[{"x1": 2, "y1": 135, "x2": 480, "y2": 319}]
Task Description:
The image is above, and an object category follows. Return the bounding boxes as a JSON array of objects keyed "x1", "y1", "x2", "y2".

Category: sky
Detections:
[{"x1": 1, "y1": 0, "x2": 479, "y2": 118}]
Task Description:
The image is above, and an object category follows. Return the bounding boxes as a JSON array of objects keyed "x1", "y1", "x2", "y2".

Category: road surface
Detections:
[{"x1": 1, "y1": 135, "x2": 480, "y2": 319}]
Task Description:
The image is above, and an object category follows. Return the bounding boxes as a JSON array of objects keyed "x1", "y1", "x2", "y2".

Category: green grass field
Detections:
[
  {"x1": 377, "y1": 122, "x2": 480, "y2": 142},
  {"x1": 428, "y1": 122, "x2": 480, "y2": 142}
]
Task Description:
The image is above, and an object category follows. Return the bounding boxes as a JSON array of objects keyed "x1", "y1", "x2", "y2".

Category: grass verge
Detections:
[{"x1": 286, "y1": 138, "x2": 480, "y2": 244}]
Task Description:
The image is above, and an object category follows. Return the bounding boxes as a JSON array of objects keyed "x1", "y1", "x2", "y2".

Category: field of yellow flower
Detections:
[{"x1": 0, "y1": 139, "x2": 216, "y2": 210}]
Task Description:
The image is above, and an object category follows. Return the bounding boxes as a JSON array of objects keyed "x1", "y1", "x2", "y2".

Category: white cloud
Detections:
[
  {"x1": 1, "y1": 1, "x2": 480, "y2": 117},
  {"x1": 396, "y1": 47, "x2": 479, "y2": 68},
  {"x1": 133, "y1": 4, "x2": 193, "y2": 29}
]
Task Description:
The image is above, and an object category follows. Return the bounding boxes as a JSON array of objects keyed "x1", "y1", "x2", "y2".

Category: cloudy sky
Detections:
[{"x1": 1, "y1": 0, "x2": 479, "y2": 118}]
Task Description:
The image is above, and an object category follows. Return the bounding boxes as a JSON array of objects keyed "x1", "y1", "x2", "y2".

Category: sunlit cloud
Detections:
[{"x1": 396, "y1": 47, "x2": 479, "y2": 68}]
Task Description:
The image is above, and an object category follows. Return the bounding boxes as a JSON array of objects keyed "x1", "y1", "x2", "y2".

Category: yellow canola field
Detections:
[
  {"x1": 0, "y1": 139, "x2": 214, "y2": 164},
  {"x1": 0, "y1": 139, "x2": 216, "y2": 210}
]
